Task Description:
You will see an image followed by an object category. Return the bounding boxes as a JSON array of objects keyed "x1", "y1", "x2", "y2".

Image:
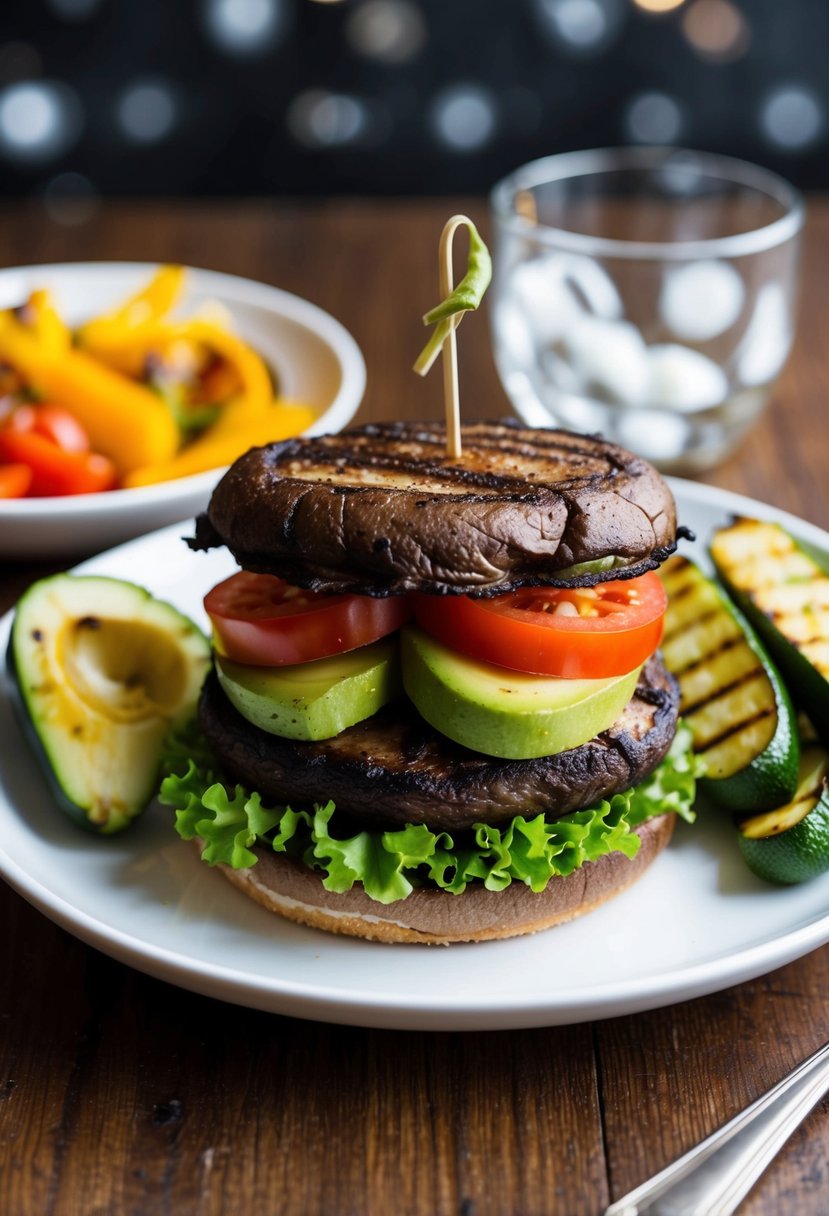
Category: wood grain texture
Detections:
[{"x1": 0, "y1": 199, "x2": 828, "y2": 1216}]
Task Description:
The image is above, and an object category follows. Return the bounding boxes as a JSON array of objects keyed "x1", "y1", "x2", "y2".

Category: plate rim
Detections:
[{"x1": 1, "y1": 475, "x2": 828, "y2": 1031}]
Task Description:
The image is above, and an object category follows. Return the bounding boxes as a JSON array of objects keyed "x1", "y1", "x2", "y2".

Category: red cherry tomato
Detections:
[
  {"x1": 414, "y1": 573, "x2": 667, "y2": 679},
  {"x1": 205, "y1": 572, "x2": 413, "y2": 666},
  {"x1": 0, "y1": 463, "x2": 32, "y2": 498},
  {"x1": 0, "y1": 428, "x2": 117, "y2": 496},
  {"x1": 7, "y1": 403, "x2": 90, "y2": 453}
]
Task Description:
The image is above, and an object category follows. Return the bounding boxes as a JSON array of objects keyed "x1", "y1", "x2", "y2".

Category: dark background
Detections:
[{"x1": 0, "y1": 0, "x2": 826, "y2": 204}]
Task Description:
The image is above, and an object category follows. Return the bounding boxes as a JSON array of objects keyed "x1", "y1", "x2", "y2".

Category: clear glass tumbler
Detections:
[{"x1": 490, "y1": 147, "x2": 804, "y2": 473}]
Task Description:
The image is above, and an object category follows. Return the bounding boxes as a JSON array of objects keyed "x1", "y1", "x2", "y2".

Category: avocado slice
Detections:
[
  {"x1": 552, "y1": 555, "x2": 634, "y2": 580},
  {"x1": 8, "y1": 574, "x2": 211, "y2": 834},
  {"x1": 215, "y1": 637, "x2": 401, "y2": 741},
  {"x1": 400, "y1": 626, "x2": 640, "y2": 760}
]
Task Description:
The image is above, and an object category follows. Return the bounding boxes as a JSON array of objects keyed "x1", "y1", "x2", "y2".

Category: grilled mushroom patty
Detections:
[
  {"x1": 198, "y1": 654, "x2": 679, "y2": 833},
  {"x1": 191, "y1": 421, "x2": 679, "y2": 597}
]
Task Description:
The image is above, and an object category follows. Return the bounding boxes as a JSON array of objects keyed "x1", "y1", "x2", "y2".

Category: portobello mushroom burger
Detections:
[{"x1": 161, "y1": 420, "x2": 697, "y2": 944}]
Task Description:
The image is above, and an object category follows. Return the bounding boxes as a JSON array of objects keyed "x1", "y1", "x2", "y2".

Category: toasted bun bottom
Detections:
[{"x1": 205, "y1": 813, "x2": 675, "y2": 945}]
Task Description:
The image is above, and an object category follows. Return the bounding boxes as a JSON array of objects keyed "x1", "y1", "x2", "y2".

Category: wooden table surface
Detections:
[{"x1": 0, "y1": 199, "x2": 827, "y2": 1216}]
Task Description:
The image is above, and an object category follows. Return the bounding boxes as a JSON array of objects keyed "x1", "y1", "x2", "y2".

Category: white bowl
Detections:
[{"x1": 0, "y1": 262, "x2": 366, "y2": 559}]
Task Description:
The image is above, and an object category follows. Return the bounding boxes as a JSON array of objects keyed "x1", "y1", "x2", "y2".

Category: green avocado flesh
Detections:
[
  {"x1": 400, "y1": 626, "x2": 640, "y2": 760},
  {"x1": 9, "y1": 574, "x2": 211, "y2": 834},
  {"x1": 553, "y1": 555, "x2": 632, "y2": 580},
  {"x1": 215, "y1": 637, "x2": 401, "y2": 741}
]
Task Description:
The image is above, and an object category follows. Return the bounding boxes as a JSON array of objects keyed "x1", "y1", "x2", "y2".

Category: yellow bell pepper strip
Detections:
[
  {"x1": 77, "y1": 306, "x2": 272, "y2": 415},
  {"x1": 167, "y1": 318, "x2": 273, "y2": 413},
  {"x1": 0, "y1": 311, "x2": 180, "y2": 476},
  {"x1": 75, "y1": 265, "x2": 187, "y2": 377},
  {"x1": 124, "y1": 400, "x2": 316, "y2": 486},
  {"x1": 77, "y1": 264, "x2": 185, "y2": 350},
  {"x1": 140, "y1": 316, "x2": 275, "y2": 434},
  {"x1": 25, "y1": 290, "x2": 71, "y2": 357}
]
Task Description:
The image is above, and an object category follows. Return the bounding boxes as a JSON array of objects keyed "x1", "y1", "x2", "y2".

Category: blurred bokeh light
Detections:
[
  {"x1": 682, "y1": 0, "x2": 749, "y2": 62},
  {"x1": 0, "y1": 0, "x2": 824, "y2": 196},
  {"x1": 632, "y1": 0, "x2": 685, "y2": 12},
  {"x1": 204, "y1": 0, "x2": 287, "y2": 53}
]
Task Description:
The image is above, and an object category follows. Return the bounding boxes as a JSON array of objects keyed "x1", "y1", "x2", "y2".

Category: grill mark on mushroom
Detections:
[{"x1": 194, "y1": 421, "x2": 679, "y2": 598}]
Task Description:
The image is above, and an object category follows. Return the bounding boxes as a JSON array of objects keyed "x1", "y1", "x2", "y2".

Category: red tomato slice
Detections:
[
  {"x1": 0, "y1": 463, "x2": 32, "y2": 498},
  {"x1": 0, "y1": 429, "x2": 117, "y2": 496},
  {"x1": 7, "y1": 403, "x2": 90, "y2": 453},
  {"x1": 414, "y1": 573, "x2": 667, "y2": 679},
  {"x1": 205, "y1": 572, "x2": 413, "y2": 666}
]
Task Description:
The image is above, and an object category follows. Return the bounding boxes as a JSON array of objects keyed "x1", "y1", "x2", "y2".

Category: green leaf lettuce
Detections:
[{"x1": 159, "y1": 722, "x2": 697, "y2": 906}]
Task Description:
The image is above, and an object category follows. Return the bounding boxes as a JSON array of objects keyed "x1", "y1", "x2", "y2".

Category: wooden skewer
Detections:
[
  {"x1": 438, "y1": 215, "x2": 468, "y2": 460},
  {"x1": 415, "y1": 213, "x2": 490, "y2": 457}
]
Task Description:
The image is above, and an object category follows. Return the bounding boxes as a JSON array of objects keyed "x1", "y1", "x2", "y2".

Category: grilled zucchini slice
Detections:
[
  {"x1": 710, "y1": 518, "x2": 829, "y2": 742},
  {"x1": 737, "y1": 744, "x2": 829, "y2": 884},
  {"x1": 659, "y1": 555, "x2": 798, "y2": 812}
]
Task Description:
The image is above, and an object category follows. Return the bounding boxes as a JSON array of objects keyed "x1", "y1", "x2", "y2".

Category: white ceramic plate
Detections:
[
  {"x1": 0, "y1": 262, "x2": 365, "y2": 559},
  {"x1": 1, "y1": 478, "x2": 828, "y2": 1031}
]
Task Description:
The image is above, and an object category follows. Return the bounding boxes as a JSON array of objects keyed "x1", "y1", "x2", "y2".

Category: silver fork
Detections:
[{"x1": 604, "y1": 1039, "x2": 829, "y2": 1216}]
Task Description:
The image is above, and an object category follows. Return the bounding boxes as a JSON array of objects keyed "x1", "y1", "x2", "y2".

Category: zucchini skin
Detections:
[
  {"x1": 5, "y1": 638, "x2": 113, "y2": 833},
  {"x1": 737, "y1": 746, "x2": 829, "y2": 885},
  {"x1": 7, "y1": 572, "x2": 211, "y2": 835},
  {"x1": 660, "y1": 556, "x2": 799, "y2": 813},
  {"x1": 710, "y1": 518, "x2": 829, "y2": 747}
]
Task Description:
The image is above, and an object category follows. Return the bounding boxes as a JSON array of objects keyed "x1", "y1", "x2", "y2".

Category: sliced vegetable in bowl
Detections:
[
  {"x1": 0, "y1": 278, "x2": 179, "y2": 481},
  {"x1": 0, "y1": 403, "x2": 117, "y2": 496},
  {"x1": 0, "y1": 264, "x2": 312, "y2": 491},
  {"x1": 0, "y1": 262, "x2": 365, "y2": 557}
]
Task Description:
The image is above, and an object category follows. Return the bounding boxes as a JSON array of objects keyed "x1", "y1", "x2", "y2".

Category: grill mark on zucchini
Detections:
[
  {"x1": 661, "y1": 579, "x2": 698, "y2": 609},
  {"x1": 736, "y1": 744, "x2": 829, "y2": 883},
  {"x1": 681, "y1": 661, "x2": 765, "y2": 713},
  {"x1": 710, "y1": 519, "x2": 829, "y2": 741},
  {"x1": 711, "y1": 523, "x2": 828, "y2": 624},
  {"x1": 695, "y1": 705, "x2": 775, "y2": 755},
  {"x1": 663, "y1": 559, "x2": 778, "y2": 766},
  {"x1": 669, "y1": 632, "x2": 741, "y2": 677},
  {"x1": 659, "y1": 553, "x2": 798, "y2": 809},
  {"x1": 791, "y1": 634, "x2": 827, "y2": 648},
  {"x1": 788, "y1": 783, "x2": 825, "y2": 815},
  {"x1": 662, "y1": 606, "x2": 723, "y2": 646}
]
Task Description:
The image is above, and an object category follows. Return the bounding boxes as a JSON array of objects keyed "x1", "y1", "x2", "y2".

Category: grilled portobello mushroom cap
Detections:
[
  {"x1": 198, "y1": 654, "x2": 679, "y2": 832},
  {"x1": 191, "y1": 421, "x2": 679, "y2": 596}
]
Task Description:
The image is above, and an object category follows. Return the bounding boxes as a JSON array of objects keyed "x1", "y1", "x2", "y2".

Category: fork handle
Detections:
[{"x1": 605, "y1": 1040, "x2": 829, "y2": 1216}]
